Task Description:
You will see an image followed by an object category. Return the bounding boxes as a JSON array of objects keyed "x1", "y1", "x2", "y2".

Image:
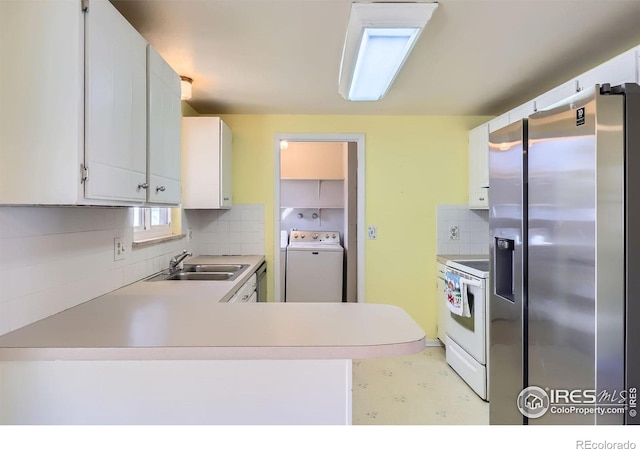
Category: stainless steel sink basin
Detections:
[
  {"x1": 182, "y1": 264, "x2": 249, "y2": 274},
  {"x1": 166, "y1": 272, "x2": 236, "y2": 281},
  {"x1": 145, "y1": 263, "x2": 249, "y2": 281}
]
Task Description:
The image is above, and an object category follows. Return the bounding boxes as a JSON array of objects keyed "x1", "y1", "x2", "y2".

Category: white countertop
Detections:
[{"x1": 0, "y1": 255, "x2": 426, "y2": 362}]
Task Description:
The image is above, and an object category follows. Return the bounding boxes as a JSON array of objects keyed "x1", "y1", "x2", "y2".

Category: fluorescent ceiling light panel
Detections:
[{"x1": 338, "y1": 2, "x2": 438, "y2": 102}]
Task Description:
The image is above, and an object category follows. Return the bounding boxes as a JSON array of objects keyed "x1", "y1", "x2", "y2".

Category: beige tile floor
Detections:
[{"x1": 352, "y1": 345, "x2": 489, "y2": 425}]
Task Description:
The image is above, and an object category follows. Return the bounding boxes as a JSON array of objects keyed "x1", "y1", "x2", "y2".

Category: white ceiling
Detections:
[{"x1": 111, "y1": 0, "x2": 640, "y2": 116}]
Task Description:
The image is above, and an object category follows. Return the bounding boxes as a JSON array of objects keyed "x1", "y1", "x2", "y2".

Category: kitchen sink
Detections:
[
  {"x1": 166, "y1": 272, "x2": 236, "y2": 281},
  {"x1": 182, "y1": 264, "x2": 249, "y2": 274},
  {"x1": 144, "y1": 263, "x2": 249, "y2": 282}
]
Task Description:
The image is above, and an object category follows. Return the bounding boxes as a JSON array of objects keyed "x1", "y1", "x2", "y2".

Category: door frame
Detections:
[{"x1": 273, "y1": 133, "x2": 365, "y2": 303}]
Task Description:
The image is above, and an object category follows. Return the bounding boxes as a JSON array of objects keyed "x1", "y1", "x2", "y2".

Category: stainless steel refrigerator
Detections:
[{"x1": 489, "y1": 83, "x2": 640, "y2": 425}]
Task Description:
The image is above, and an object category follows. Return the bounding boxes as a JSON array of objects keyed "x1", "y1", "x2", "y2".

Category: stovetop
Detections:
[
  {"x1": 445, "y1": 259, "x2": 490, "y2": 279},
  {"x1": 451, "y1": 260, "x2": 489, "y2": 272}
]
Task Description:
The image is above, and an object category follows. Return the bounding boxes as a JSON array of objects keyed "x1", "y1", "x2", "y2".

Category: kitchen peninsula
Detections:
[{"x1": 0, "y1": 262, "x2": 425, "y2": 424}]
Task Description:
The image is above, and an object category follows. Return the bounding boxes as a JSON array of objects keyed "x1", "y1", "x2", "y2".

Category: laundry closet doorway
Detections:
[{"x1": 273, "y1": 134, "x2": 365, "y2": 303}]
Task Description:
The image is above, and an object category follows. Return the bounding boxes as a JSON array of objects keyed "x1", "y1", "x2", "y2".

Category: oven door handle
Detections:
[
  {"x1": 459, "y1": 277, "x2": 482, "y2": 317},
  {"x1": 459, "y1": 277, "x2": 482, "y2": 289}
]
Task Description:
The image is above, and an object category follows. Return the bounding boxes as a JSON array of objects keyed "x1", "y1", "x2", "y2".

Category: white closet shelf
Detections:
[
  {"x1": 280, "y1": 178, "x2": 345, "y2": 181},
  {"x1": 280, "y1": 206, "x2": 344, "y2": 209}
]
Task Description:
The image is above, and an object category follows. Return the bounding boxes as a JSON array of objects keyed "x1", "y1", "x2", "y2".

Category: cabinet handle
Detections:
[
  {"x1": 137, "y1": 183, "x2": 148, "y2": 190},
  {"x1": 156, "y1": 186, "x2": 166, "y2": 193},
  {"x1": 224, "y1": 197, "x2": 230, "y2": 201},
  {"x1": 479, "y1": 197, "x2": 485, "y2": 201}
]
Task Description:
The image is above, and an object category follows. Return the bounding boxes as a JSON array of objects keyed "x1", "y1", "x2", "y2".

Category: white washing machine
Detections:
[{"x1": 285, "y1": 230, "x2": 344, "y2": 303}]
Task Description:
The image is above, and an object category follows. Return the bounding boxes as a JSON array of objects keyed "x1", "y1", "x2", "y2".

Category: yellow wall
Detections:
[{"x1": 216, "y1": 114, "x2": 491, "y2": 338}]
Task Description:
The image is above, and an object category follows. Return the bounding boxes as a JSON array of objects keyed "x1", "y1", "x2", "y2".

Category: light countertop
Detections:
[{"x1": 0, "y1": 255, "x2": 426, "y2": 362}]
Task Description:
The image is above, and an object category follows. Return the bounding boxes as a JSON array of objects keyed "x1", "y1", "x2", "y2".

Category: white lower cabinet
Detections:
[
  {"x1": 228, "y1": 273, "x2": 258, "y2": 303},
  {"x1": 437, "y1": 262, "x2": 447, "y2": 344}
]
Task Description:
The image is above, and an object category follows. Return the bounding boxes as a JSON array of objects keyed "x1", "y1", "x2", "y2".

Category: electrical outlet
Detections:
[
  {"x1": 368, "y1": 225, "x2": 377, "y2": 240},
  {"x1": 187, "y1": 228, "x2": 193, "y2": 242},
  {"x1": 114, "y1": 237, "x2": 125, "y2": 261},
  {"x1": 449, "y1": 225, "x2": 459, "y2": 240}
]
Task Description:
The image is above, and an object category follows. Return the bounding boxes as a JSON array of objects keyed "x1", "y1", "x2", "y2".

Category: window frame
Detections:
[{"x1": 133, "y1": 207, "x2": 173, "y2": 241}]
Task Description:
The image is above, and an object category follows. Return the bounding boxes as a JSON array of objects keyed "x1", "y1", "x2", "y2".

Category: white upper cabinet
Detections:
[
  {"x1": 0, "y1": 0, "x2": 180, "y2": 206},
  {"x1": 577, "y1": 48, "x2": 637, "y2": 92},
  {"x1": 488, "y1": 112, "x2": 510, "y2": 133},
  {"x1": 468, "y1": 123, "x2": 489, "y2": 209},
  {"x1": 508, "y1": 101, "x2": 536, "y2": 123},
  {"x1": 147, "y1": 45, "x2": 182, "y2": 205},
  {"x1": 84, "y1": 0, "x2": 148, "y2": 203},
  {"x1": 534, "y1": 79, "x2": 581, "y2": 112},
  {"x1": 0, "y1": 0, "x2": 84, "y2": 205},
  {"x1": 469, "y1": 46, "x2": 639, "y2": 209},
  {"x1": 182, "y1": 117, "x2": 233, "y2": 209}
]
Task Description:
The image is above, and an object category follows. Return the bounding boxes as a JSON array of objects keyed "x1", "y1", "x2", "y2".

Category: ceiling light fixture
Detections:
[
  {"x1": 180, "y1": 76, "x2": 193, "y2": 100},
  {"x1": 338, "y1": 2, "x2": 438, "y2": 101}
]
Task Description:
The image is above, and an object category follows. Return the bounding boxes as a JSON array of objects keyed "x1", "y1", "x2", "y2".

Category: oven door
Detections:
[{"x1": 445, "y1": 267, "x2": 487, "y2": 365}]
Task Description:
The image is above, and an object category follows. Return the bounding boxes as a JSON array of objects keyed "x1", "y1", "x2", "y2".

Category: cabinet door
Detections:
[
  {"x1": 577, "y1": 48, "x2": 637, "y2": 91},
  {"x1": 237, "y1": 280, "x2": 253, "y2": 302},
  {"x1": 220, "y1": 120, "x2": 233, "y2": 208},
  {"x1": 535, "y1": 79, "x2": 579, "y2": 112},
  {"x1": 84, "y1": 0, "x2": 147, "y2": 202},
  {"x1": 147, "y1": 45, "x2": 181, "y2": 205},
  {"x1": 468, "y1": 124, "x2": 489, "y2": 209},
  {"x1": 437, "y1": 263, "x2": 447, "y2": 343},
  {"x1": 488, "y1": 112, "x2": 510, "y2": 133},
  {"x1": 182, "y1": 117, "x2": 233, "y2": 209},
  {"x1": 508, "y1": 101, "x2": 536, "y2": 123},
  {"x1": 0, "y1": 0, "x2": 83, "y2": 205}
]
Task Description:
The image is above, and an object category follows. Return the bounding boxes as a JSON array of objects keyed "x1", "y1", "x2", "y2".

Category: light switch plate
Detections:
[
  {"x1": 114, "y1": 237, "x2": 125, "y2": 261},
  {"x1": 368, "y1": 225, "x2": 377, "y2": 240}
]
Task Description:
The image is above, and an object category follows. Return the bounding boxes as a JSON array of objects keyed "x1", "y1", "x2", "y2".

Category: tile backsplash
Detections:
[
  {"x1": 436, "y1": 205, "x2": 489, "y2": 255},
  {"x1": 0, "y1": 207, "x2": 195, "y2": 336},
  {"x1": 186, "y1": 204, "x2": 265, "y2": 256}
]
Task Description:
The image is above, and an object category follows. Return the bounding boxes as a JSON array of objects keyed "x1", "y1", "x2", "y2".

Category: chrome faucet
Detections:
[{"x1": 169, "y1": 250, "x2": 192, "y2": 270}]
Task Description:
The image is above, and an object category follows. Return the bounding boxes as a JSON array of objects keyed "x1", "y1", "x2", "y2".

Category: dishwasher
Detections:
[{"x1": 255, "y1": 262, "x2": 267, "y2": 302}]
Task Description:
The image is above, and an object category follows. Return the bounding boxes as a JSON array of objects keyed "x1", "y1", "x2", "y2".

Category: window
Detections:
[{"x1": 133, "y1": 207, "x2": 173, "y2": 241}]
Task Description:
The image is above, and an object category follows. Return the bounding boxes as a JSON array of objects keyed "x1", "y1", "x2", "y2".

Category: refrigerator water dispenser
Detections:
[{"x1": 494, "y1": 238, "x2": 515, "y2": 303}]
